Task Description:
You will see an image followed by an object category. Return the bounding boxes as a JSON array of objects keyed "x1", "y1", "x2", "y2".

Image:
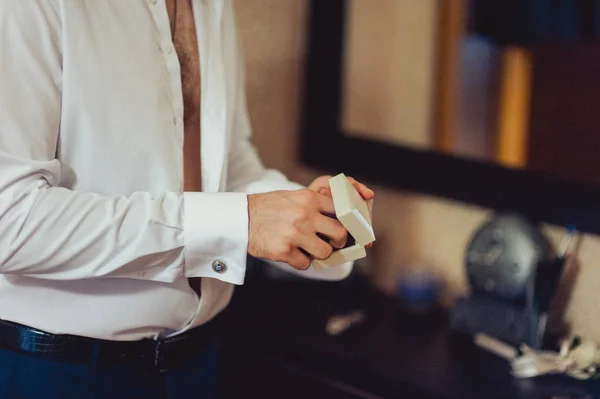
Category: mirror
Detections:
[
  {"x1": 338, "y1": 0, "x2": 600, "y2": 187},
  {"x1": 341, "y1": 0, "x2": 439, "y2": 151},
  {"x1": 301, "y1": 0, "x2": 600, "y2": 236}
]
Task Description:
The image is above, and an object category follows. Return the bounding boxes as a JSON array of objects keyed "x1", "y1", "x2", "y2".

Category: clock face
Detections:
[{"x1": 466, "y1": 215, "x2": 545, "y2": 302}]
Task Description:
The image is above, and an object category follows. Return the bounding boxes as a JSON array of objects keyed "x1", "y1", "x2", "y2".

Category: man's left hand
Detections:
[{"x1": 308, "y1": 175, "x2": 375, "y2": 249}]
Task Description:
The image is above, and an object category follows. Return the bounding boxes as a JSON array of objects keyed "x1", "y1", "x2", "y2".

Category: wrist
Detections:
[{"x1": 247, "y1": 193, "x2": 258, "y2": 257}]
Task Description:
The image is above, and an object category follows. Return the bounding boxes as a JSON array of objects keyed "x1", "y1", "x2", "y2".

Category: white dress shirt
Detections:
[{"x1": 0, "y1": 0, "x2": 352, "y2": 341}]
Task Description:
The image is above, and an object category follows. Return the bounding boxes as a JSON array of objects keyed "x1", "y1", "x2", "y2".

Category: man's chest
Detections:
[
  {"x1": 167, "y1": 0, "x2": 202, "y2": 191},
  {"x1": 167, "y1": 0, "x2": 201, "y2": 121},
  {"x1": 55, "y1": 1, "x2": 238, "y2": 195}
]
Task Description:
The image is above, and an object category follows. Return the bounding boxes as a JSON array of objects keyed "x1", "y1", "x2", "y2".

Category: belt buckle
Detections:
[{"x1": 153, "y1": 340, "x2": 170, "y2": 373}]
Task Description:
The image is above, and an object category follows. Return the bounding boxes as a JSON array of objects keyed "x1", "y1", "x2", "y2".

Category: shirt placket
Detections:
[
  {"x1": 146, "y1": 0, "x2": 185, "y2": 193},
  {"x1": 146, "y1": 0, "x2": 206, "y2": 340}
]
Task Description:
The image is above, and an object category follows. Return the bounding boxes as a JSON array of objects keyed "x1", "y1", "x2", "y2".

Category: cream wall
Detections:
[
  {"x1": 341, "y1": 0, "x2": 438, "y2": 149},
  {"x1": 234, "y1": 0, "x2": 600, "y2": 340}
]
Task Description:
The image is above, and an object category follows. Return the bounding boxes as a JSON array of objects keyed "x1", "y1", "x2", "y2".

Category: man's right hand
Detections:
[{"x1": 247, "y1": 189, "x2": 348, "y2": 270}]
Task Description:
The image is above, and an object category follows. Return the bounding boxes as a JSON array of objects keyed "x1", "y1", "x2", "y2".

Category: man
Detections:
[{"x1": 0, "y1": 1, "x2": 374, "y2": 398}]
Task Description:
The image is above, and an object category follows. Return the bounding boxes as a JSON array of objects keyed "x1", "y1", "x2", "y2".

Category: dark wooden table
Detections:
[{"x1": 215, "y1": 265, "x2": 600, "y2": 398}]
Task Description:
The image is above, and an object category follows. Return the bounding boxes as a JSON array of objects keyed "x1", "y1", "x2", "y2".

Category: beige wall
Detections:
[
  {"x1": 341, "y1": 0, "x2": 438, "y2": 149},
  {"x1": 234, "y1": 0, "x2": 600, "y2": 340}
]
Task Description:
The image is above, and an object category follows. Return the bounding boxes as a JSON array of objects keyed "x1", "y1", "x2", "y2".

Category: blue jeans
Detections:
[{"x1": 0, "y1": 338, "x2": 219, "y2": 399}]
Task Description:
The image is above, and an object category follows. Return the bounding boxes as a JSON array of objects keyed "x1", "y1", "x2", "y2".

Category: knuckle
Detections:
[
  {"x1": 299, "y1": 257, "x2": 312, "y2": 270},
  {"x1": 291, "y1": 257, "x2": 311, "y2": 271},
  {"x1": 292, "y1": 208, "x2": 310, "y2": 224},
  {"x1": 284, "y1": 226, "x2": 299, "y2": 241},
  {"x1": 315, "y1": 244, "x2": 333, "y2": 260},
  {"x1": 336, "y1": 225, "x2": 348, "y2": 240},
  {"x1": 300, "y1": 189, "x2": 317, "y2": 204},
  {"x1": 325, "y1": 245, "x2": 334, "y2": 258},
  {"x1": 277, "y1": 243, "x2": 294, "y2": 259},
  {"x1": 298, "y1": 188, "x2": 312, "y2": 199}
]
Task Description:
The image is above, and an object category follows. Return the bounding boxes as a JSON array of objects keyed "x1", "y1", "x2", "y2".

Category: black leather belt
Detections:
[{"x1": 0, "y1": 319, "x2": 215, "y2": 373}]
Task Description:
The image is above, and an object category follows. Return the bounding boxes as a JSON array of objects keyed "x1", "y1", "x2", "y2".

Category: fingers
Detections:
[
  {"x1": 248, "y1": 188, "x2": 371, "y2": 272},
  {"x1": 315, "y1": 215, "x2": 347, "y2": 249},
  {"x1": 297, "y1": 233, "x2": 333, "y2": 261},
  {"x1": 284, "y1": 187, "x2": 372, "y2": 269},
  {"x1": 347, "y1": 177, "x2": 375, "y2": 200}
]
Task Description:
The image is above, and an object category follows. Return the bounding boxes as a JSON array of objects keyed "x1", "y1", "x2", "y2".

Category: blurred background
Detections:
[
  {"x1": 218, "y1": 1, "x2": 600, "y2": 397},
  {"x1": 235, "y1": 0, "x2": 600, "y2": 338}
]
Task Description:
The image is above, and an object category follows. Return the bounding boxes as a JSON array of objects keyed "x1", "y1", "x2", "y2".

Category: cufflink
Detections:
[{"x1": 212, "y1": 260, "x2": 227, "y2": 274}]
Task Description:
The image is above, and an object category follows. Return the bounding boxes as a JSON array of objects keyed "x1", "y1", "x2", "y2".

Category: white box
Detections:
[{"x1": 312, "y1": 173, "x2": 375, "y2": 270}]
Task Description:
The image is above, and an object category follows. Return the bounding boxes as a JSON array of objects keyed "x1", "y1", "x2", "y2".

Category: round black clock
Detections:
[{"x1": 465, "y1": 213, "x2": 553, "y2": 303}]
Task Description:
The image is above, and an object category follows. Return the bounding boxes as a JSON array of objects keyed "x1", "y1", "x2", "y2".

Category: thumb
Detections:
[{"x1": 318, "y1": 187, "x2": 332, "y2": 197}]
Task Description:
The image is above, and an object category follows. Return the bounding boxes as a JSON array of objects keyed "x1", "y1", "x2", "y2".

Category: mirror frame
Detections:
[{"x1": 299, "y1": 0, "x2": 600, "y2": 235}]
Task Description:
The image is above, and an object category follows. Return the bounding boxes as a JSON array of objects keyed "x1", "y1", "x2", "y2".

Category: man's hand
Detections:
[
  {"x1": 308, "y1": 175, "x2": 375, "y2": 249},
  {"x1": 247, "y1": 189, "x2": 348, "y2": 270}
]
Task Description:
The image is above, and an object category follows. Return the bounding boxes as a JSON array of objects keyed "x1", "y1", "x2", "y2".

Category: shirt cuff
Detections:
[{"x1": 183, "y1": 192, "x2": 248, "y2": 285}]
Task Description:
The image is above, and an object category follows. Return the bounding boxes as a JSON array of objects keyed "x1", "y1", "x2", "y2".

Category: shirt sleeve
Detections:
[
  {"x1": 0, "y1": 1, "x2": 248, "y2": 285},
  {"x1": 222, "y1": 2, "x2": 353, "y2": 281}
]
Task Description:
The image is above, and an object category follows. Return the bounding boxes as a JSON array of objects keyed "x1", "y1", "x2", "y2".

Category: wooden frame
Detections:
[{"x1": 299, "y1": 0, "x2": 600, "y2": 235}]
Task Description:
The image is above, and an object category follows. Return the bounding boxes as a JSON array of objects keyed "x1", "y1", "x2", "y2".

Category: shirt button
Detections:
[
  {"x1": 162, "y1": 44, "x2": 174, "y2": 54},
  {"x1": 212, "y1": 260, "x2": 227, "y2": 274},
  {"x1": 149, "y1": 0, "x2": 157, "y2": 4},
  {"x1": 173, "y1": 117, "x2": 183, "y2": 126}
]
